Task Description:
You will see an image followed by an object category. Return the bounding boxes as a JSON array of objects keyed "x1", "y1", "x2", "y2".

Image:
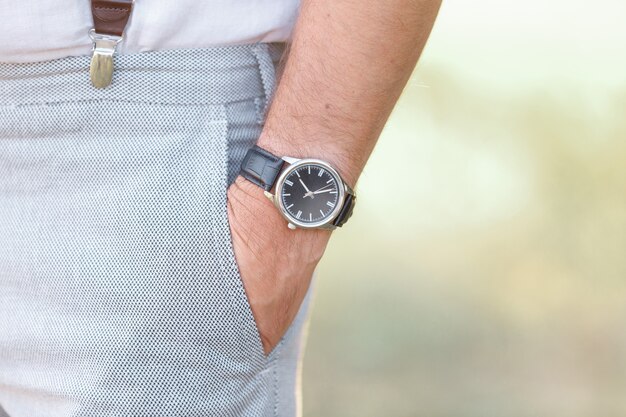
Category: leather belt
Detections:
[{"x1": 89, "y1": 0, "x2": 134, "y2": 88}]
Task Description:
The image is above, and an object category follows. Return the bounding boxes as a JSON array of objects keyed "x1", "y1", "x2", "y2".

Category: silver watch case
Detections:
[{"x1": 263, "y1": 157, "x2": 352, "y2": 230}]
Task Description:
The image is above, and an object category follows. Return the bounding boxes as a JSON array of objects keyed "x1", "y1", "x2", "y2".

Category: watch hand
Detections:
[
  {"x1": 313, "y1": 188, "x2": 335, "y2": 194},
  {"x1": 299, "y1": 178, "x2": 311, "y2": 193},
  {"x1": 311, "y1": 184, "x2": 334, "y2": 193}
]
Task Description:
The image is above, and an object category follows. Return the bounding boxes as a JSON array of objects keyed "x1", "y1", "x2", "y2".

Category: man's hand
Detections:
[
  {"x1": 226, "y1": 176, "x2": 331, "y2": 355},
  {"x1": 226, "y1": 0, "x2": 440, "y2": 354}
]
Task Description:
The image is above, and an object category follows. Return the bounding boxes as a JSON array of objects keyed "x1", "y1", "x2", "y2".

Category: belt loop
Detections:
[
  {"x1": 88, "y1": 0, "x2": 135, "y2": 89},
  {"x1": 251, "y1": 43, "x2": 277, "y2": 123}
]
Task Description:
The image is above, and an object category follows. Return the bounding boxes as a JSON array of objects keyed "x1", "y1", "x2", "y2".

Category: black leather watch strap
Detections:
[
  {"x1": 332, "y1": 192, "x2": 356, "y2": 228},
  {"x1": 239, "y1": 145, "x2": 285, "y2": 191}
]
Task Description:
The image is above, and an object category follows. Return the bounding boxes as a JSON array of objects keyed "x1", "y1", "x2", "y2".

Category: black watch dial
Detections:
[{"x1": 279, "y1": 163, "x2": 341, "y2": 225}]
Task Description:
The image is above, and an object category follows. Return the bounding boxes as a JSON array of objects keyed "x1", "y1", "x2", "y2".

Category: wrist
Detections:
[
  {"x1": 255, "y1": 129, "x2": 362, "y2": 188},
  {"x1": 227, "y1": 176, "x2": 331, "y2": 260}
]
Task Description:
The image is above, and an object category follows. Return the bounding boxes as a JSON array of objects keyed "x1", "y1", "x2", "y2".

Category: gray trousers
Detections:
[{"x1": 0, "y1": 43, "x2": 312, "y2": 417}]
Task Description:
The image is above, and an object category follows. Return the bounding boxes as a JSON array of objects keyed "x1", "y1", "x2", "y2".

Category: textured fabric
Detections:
[
  {"x1": 0, "y1": 42, "x2": 313, "y2": 417},
  {"x1": 0, "y1": 0, "x2": 301, "y2": 63}
]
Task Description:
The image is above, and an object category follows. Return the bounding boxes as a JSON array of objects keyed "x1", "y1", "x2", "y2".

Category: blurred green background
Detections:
[{"x1": 303, "y1": 1, "x2": 626, "y2": 416}]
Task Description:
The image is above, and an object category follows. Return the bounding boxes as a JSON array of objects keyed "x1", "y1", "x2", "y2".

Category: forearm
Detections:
[
  {"x1": 257, "y1": 0, "x2": 442, "y2": 186},
  {"x1": 227, "y1": 0, "x2": 440, "y2": 353}
]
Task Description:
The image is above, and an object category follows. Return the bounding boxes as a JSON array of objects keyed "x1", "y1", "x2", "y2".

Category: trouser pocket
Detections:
[{"x1": 0, "y1": 100, "x2": 272, "y2": 416}]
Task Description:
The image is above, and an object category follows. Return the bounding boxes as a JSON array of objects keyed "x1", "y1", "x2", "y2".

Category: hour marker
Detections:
[
  {"x1": 308, "y1": 166, "x2": 311, "y2": 175},
  {"x1": 283, "y1": 193, "x2": 291, "y2": 196},
  {"x1": 296, "y1": 210, "x2": 302, "y2": 219},
  {"x1": 320, "y1": 210, "x2": 325, "y2": 216},
  {"x1": 309, "y1": 213, "x2": 312, "y2": 221},
  {"x1": 285, "y1": 179, "x2": 294, "y2": 186},
  {"x1": 295, "y1": 171, "x2": 301, "y2": 178},
  {"x1": 326, "y1": 201, "x2": 335, "y2": 208},
  {"x1": 329, "y1": 191, "x2": 337, "y2": 194},
  {"x1": 318, "y1": 169, "x2": 325, "y2": 177},
  {"x1": 287, "y1": 203, "x2": 294, "y2": 209},
  {"x1": 326, "y1": 179, "x2": 333, "y2": 184}
]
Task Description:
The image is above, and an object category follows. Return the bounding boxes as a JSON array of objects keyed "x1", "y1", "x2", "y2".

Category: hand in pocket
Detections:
[{"x1": 226, "y1": 176, "x2": 331, "y2": 355}]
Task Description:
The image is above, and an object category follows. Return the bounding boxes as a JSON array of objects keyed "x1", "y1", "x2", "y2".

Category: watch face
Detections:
[{"x1": 279, "y1": 163, "x2": 342, "y2": 226}]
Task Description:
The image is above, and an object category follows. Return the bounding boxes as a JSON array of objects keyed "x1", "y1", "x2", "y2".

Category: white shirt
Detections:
[{"x1": 0, "y1": 0, "x2": 300, "y2": 63}]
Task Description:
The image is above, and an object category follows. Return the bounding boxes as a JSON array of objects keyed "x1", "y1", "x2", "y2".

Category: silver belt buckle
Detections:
[{"x1": 88, "y1": 29, "x2": 122, "y2": 89}]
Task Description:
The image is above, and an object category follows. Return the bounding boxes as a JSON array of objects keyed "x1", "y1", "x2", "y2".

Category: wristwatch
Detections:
[{"x1": 239, "y1": 145, "x2": 356, "y2": 230}]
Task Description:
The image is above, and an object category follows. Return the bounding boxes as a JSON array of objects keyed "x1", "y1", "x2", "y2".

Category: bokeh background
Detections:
[{"x1": 303, "y1": 1, "x2": 626, "y2": 416}]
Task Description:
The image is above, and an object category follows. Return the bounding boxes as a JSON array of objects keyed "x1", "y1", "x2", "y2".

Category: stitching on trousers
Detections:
[
  {"x1": 273, "y1": 341, "x2": 282, "y2": 417},
  {"x1": 251, "y1": 43, "x2": 275, "y2": 124},
  {"x1": 94, "y1": 6, "x2": 129, "y2": 12},
  {"x1": 0, "y1": 98, "x2": 259, "y2": 108},
  {"x1": 253, "y1": 97, "x2": 265, "y2": 125}
]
